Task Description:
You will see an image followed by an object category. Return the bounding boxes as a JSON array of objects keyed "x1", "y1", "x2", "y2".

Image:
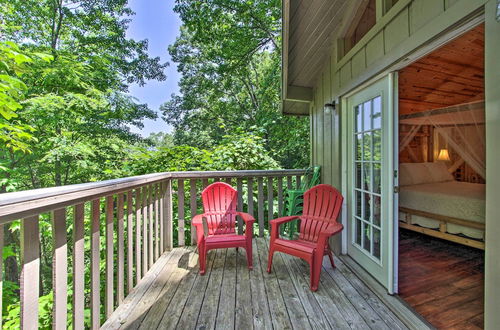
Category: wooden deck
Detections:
[{"x1": 103, "y1": 238, "x2": 410, "y2": 330}]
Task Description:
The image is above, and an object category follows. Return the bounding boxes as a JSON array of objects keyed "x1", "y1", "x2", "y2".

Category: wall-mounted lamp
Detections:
[{"x1": 324, "y1": 103, "x2": 336, "y2": 114}]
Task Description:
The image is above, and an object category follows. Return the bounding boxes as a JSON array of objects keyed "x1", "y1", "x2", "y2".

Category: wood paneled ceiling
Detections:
[
  {"x1": 398, "y1": 24, "x2": 484, "y2": 115},
  {"x1": 287, "y1": 0, "x2": 357, "y2": 88}
]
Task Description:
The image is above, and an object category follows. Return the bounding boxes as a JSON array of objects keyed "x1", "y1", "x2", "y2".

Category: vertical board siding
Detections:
[
  {"x1": 117, "y1": 193, "x2": 125, "y2": 304},
  {"x1": 105, "y1": 195, "x2": 114, "y2": 318},
  {"x1": 20, "y1": 215, "x2": 40, "y2": 329},
  {"x1": 52, "y1": 208, "x2": 68, "y2": 329},
  {"x1": 257, "y1": 178, "x2": 264, "y2": 237},
  {"x1": 90, "y1": 199, "x2": 100, "y2": 329},
  {"x1": 178, "y1": 180, "x2": 185, "y2": 247},
  {"x1": 73, "y1": 204, "x2": 85, "y2": 329},
  {"x1": 126, "y1": 191, "x2": 134, "y2": 293},
  {"x1": 190, "y1": 179, "x2": 197, "y2": 245}
]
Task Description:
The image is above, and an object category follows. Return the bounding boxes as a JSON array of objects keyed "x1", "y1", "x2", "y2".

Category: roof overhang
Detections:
[{"x1": 281, "y1": 0, "x2": 361, "y2": 115}]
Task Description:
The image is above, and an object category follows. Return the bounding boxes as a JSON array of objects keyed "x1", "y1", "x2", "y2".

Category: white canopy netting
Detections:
[{"x1": 399, "y1": 101, "x2": 485, "y2": 179}]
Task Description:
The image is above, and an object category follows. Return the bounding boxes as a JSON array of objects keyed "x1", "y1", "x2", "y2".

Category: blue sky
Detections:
[{"x1": 126, "y1": 0, "x2": 181, "y2": 137}]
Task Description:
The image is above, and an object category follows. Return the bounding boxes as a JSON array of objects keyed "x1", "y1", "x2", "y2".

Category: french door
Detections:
[{"x1": 344, "y1": 75, "x2": 398, "y2": 293}]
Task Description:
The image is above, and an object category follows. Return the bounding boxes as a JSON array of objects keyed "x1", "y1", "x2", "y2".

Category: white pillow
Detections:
[
  {"x1": 424, "y1": 162, "x2": 454, "y2": 182},
  {"x1": 408, "y1": 163, "x2": 433, "y2": 185},
  {"x1": 399, "y1": 164, "x2": 414, "y2": 186}
]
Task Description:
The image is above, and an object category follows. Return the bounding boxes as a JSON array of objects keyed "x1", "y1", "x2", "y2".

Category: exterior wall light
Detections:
[{"x1": 324, "y1": 103, "x2": 336, "y2": 114}]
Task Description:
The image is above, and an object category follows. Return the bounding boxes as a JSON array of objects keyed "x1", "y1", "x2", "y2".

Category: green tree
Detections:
[{"x1": 161, "y1": 0, "x2": 309, "y2": 169}]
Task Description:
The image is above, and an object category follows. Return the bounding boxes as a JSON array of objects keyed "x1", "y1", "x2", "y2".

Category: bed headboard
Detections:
[{"x1": 400, "y1": 162, "x2": 455, "y2": 186}]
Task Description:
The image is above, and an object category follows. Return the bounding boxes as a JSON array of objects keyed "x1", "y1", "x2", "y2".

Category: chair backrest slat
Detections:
[
  {"x1": 299, "y1": 184, "x2": 343, "y2": 242},
  {"x1": 202, "y1": 182, "x2": 238, "y2": 235}
]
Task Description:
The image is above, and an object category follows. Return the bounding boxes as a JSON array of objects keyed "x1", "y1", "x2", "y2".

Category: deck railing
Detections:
[{"x1": 0, "y1": 169, "x2": 304, "y2": 329}]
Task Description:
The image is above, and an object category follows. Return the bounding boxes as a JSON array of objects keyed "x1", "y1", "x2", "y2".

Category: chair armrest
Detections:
[
  {"x1": 317, "y1": 223, "x2": 344, "y2": 248},
  {"x1": 269, "y1": 216, "x2": 300, "y2": 240},
  {"x1": 235, "y1": 212, "x2": 255, "y2": 224},
  {"x1": 192, "y1": 214, "x2": 205, "y2": 227}
]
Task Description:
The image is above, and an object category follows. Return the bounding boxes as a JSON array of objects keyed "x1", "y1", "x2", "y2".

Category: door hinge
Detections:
[{"x1": 394, "y1": 186, "x2": 399, "y2": 193}]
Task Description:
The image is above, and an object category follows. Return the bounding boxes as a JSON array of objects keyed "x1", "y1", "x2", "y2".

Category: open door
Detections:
[{"x1": 344, "y1": 74, "x2": 398, "y2": 293}]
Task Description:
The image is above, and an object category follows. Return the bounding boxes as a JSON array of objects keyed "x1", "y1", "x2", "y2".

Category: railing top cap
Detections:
[{"x1": 0, "y1": 169, "x2": 305, "y2": 222}]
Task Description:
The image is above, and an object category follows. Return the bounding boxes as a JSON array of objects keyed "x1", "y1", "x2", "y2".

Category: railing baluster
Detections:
[
  {"x1": 142, "y1": 186, "x2": 148, "y2": 274},
  {"x1": 237, "y1": 178, "x2": 243, "y2": 234},
  {"x1": 178, "y1": 179, "x2": 185, "y2": 247},
  {"x1": 52, "y1": 208, "x2": 68, "y2": 329},
  {"x1": 73, "y1": 203, "x2": 85, "y2": 329},
  {"x1": 165, "y1": 179, "x2": 173, "y2": 250},
  {"x1": 278, "y1": 177, "x2": 284, "y2": 217},
  {"x1": 159, "y1": 182, "x2": 165, "y2": 253},
  {"x1": 202, "y1": 178, "x2": 209, "y2": 189},
  {"x1": 126, "y1": 191, "x2": 133, "y2": 293},
  {"x1": 267, "y1": 177, "x2": 274, "y2": 229},
  {"x1": 190, "y1": 179, "x2": 197, "y2": 245},
  {"x1": 257, "y1": 177, "x2": 264, "y2": 237},
  {"x1": 105, "y1": 195, "x2": 114, "y2": 318},
  {"x1": 91, "y1": 199, "x2": 100, "y2": 329},
  {"x1": 135, "y1": 188, "x2": 142, "y2": 282},
  {"x1": 224, "y1": 177, "x2": 232, "y2": 185},
  {"x1": 247, "y1": 177, "x2": 254, "y2": 219},
  {"x1": 117, "y1": 193, "x2": 125, "y2": 304},
  {"x1": 149, "y1": 185, "x2": 154, "y2": 267},
  {"x1": 296, "y1": 175, "x2": 301, "y2": 189},
  {"x1": 20, "y1": 215, "x2": 40, "y2": 329},
  {"x1": 287, "y1": 176, "x2": 293, "y2": 190},
  {"x1": 154, "y1": 184, "x2": 159, "y2": 261}
]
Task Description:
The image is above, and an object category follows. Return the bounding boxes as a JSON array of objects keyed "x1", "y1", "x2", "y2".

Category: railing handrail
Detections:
[{"x1": 0, "y1": 169, "x2": 305, "y2": 223}]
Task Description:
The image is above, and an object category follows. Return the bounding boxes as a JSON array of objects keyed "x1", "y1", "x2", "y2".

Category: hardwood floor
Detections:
[
  {"x1": 398, "y1": 229, "x2": 484, "y2": 329},
  {"x1": 103, "y1": 237, "x2": 412, "y2": 329}
]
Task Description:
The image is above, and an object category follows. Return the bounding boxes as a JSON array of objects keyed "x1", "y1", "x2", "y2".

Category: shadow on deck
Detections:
[{"x1": 102, "y1": 238, "x2": 409, "y2": 330}]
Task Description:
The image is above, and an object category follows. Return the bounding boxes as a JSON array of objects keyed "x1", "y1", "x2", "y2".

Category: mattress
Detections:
[{"x1": 399, "y1": 181, "x2": 485, "y2": 239}]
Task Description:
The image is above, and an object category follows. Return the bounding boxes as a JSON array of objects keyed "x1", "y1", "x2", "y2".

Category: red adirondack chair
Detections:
[
  {"x1": 192, "y1": 182, "x2": 255, "y2": 275},
  {"x1": 267, "y1": 184, "x2": 344, "y2": 291}
]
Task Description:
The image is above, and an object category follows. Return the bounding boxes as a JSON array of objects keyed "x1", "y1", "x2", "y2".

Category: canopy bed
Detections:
[{"x1": 398, "y1": 101, "x2": 486, "y2": 249}]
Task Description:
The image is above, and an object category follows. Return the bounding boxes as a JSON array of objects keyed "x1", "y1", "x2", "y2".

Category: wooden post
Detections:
[
  {"x1": 237, "y1": 178, "x2": 244, "y2": 234},
  {"x1": 267, "y1": 177, "x2": 274, "y2": 230},
  {"x1": 142, "y1": 186, "x2": 148, "y2": 274},
  {"x1": 126, "y1": 191, "x2": 134, "y2": 293},
  {"x1": 105, "y1": 195, "x2": 114, "y2": 318},
  {"x1": 159, "y1": 182, "x2": 165, "y2": 253},
  {"x1": 148, "y1": 185, "x2": 154, "y2": 268},
  {"x1": 190, "y1": 179, "x2": 197, "y2": 245},
  {"x1": 52, "y1": 208, "x2": 68, "y2": 329},
  {"x1": 73, "y1": 203, "x2": 85, "y2": 330},
  {"x1": 257, "y1": 178, "x2": 264, "y2": 237},
  {"x1": 117, "y1": 193, "x2": 125, "y2": 304},
  {"x1": 277, "y1": 177, "x2": 284, "y2": 217},
  {"x1": 178, "y1": 180, "x2": 185, "y2": 247},
  {"x1": 20, "y1": 215, "x2": 40, "y2": 330},
  {"x1": 154, "y1": 184, "x2": 159, "y2": 261},
  {"x1": 247, "y1": 178, "x2": 254, "y2": 219},
  {"x1": 165, "y1": 179, "x2": 173, "y2": 250},
  {"x1": 135, "y1": 188, "x2": 142, "y2": 282},
  {"x1": 90, "y1": 200, "x2": 100, "y2": 329}
]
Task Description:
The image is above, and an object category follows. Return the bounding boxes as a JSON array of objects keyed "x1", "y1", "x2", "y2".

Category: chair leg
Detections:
[
  {"x1": 310, "y1": 253, "x2": 323, "y2": 291},
  {"x1": 199, "y1": 243, "x2": 206, "y2": 275},
  {"x1": 309, "y1": 259, "x2": 317, "y2": 291},
  {"x1": 246, "y1": 241, "x2": 253, "y2": 270},
  {"x1": 327, "y1": 250, "x2": 335, "y2": 269},
  {"x1": 267, "y1": 246, "x2": 275, "y2": 273}
]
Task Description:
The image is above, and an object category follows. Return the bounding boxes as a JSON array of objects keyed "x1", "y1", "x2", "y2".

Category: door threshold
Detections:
[{"x1": 339, "y1": 255, "x2": 435, "y2": 330}]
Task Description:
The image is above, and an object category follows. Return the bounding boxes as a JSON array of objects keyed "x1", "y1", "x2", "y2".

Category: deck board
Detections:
[{"x1": 103, "y1": 238, "x2": 411, "y2": 330}]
